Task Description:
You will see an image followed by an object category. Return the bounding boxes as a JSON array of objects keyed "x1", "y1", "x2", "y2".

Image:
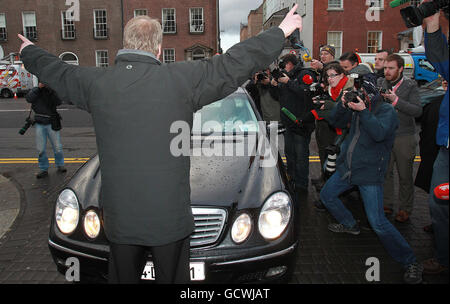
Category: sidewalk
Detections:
[{"x1": 0, "y1": 174, "x2": 20, "y2": 240}]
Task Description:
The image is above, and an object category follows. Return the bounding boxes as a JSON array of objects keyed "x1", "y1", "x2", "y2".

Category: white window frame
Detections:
[
  {"x1": 134, "y1": 9, "x2": 148, "y2": 17},
  {"x1": 327, "y1": 31, "x2": 343, "y2": 58},
  {"x1": 95, "y1": 50, "x2": 109, "y2": 67},
  {"x1": 162, "y1": 8, "x2": 176, "y2": 34},
  {"x1": 22, "y1": 11, "x2": 37, "y2": 41},
  {"x1": 163, "y1": 49, "x2": 175, "y2": 63},
  {"x1": 367, "y1": 31, "x2": 383, "y2": 53},
  {"x1": 189, "y1": 8, "x2": 204, "y2": 33},
  {"x1": 328, "y1": 0, "x2": 343, "y2": 10},
  {"x1": 0, "y1": 13, "x2": 7, "y2": 41},
  {"x1": 61, "y1": 11, "x2": 75, "y2": 40},
  {"x1": 93, "y1": 9, "x2": 108, "y2": 39},
  {"x1": 367, "y1": 0, "x2": 384, "y2": 9}
]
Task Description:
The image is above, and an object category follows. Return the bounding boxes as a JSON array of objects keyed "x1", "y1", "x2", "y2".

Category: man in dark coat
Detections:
[{"x1": 18, "y1": 6, "x2": 303, "y2": 283}]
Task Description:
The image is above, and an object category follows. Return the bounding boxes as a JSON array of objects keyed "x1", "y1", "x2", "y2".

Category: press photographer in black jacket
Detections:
[
  {"x1": 271, "y1": 54, "x2": 317, "y2": 194},
  {"x1": 25, "y1": 83, "x2": 66, "y2": 178}
]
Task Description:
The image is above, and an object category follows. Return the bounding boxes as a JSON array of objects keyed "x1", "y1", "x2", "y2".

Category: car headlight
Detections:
[
  {"x1": 258, "y1": 192, "x2": 291, "y2": 240},
  {"x1": 84, "y1": 210, "x2": 101, "y2": 239},
  {"x1": 55, "y1": 189, "x2": 79, "y2": 234},
  {"x1": 231, "y1": 213, "x2": 252, "y2": 244}
]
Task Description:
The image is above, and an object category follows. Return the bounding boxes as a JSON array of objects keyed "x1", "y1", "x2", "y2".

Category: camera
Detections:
[
  {"x1": 271, "y1": 68, "x2": 286, "y2": 81},
  {"x1": 256, "y1": 72, "x2": 268, "y2": 81},
  {"x1": 19, "y1": 117, "x2": 35, "y2": 135},
  {"x1": 342, "y1": 90, "x2": 366, "y2": 108},
  {"x1": 400, "y1": 0, "x2": 449, "y2": 28}
]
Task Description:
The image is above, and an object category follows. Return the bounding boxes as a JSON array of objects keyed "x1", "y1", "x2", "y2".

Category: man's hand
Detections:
[
  {"x1": 18, "y1": 34, "x2": 34, "y2": 53},
  {"x1": 347, "y1": 96, "x2": 367, "y2": 112},
  {"x1": 381, "y1": 89, "x2": 398, "y2": 104},
  {"x1": 277, "y1": 74, "x2": 289, "y2": 84},
  {"x1": 311, "y1": 59, "x2": 323, "y2": 71},
  {"x1": 278, "y1": 4, "x2": 302, "y2": 38}
]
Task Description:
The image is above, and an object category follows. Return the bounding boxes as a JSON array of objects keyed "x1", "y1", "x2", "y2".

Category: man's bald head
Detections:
[{"x1": 123, "y1": 16, "x2": 163, "y2": 57}]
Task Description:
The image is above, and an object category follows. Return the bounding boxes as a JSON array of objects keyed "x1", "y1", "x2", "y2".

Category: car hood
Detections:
[{"x1": 68, "y1": 151, "x2": 285, "y2": 210}]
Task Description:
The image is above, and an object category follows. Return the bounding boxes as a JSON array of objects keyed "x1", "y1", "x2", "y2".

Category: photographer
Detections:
[
  {"x1": 378, "y1": 54, "x2": 422, "y2": 223},
  {"x1": 25, "y1": 83, "x2": 66, "y2": 179},
  {"x1": 421, "y1": 6, "x2": 449, "y2": 275},
  {"x1": 319, "y1": 78, "x2": 423, "y2": 284},
  {"x1": 339, "y1": 52, "x2": 372, "y2": 76},
  {"x1": 271, "y1": 53, "x2": 317, "y2": 194},
  {"x1": 253, "y1": 69, "x2": 280, "y2": 124}
]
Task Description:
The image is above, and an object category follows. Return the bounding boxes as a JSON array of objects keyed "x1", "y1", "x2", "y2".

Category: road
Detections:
[{"x1": 0, "y1": 97, "x2": 447, "y2": 284}]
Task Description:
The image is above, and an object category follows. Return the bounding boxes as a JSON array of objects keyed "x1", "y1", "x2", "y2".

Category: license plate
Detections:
[{"x1": 141, "y1": 261, "x2": 205, "y2": 281}]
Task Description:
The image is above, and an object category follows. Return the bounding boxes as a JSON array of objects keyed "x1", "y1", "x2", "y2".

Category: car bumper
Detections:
[{"x1": 48, "y1": 238, "x2": 298, "y2": 283}]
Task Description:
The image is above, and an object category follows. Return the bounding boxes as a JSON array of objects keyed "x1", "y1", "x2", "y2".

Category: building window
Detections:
[
  {"x1": 94, "y1": 9, "x2": 108, "y2": 39},
  {"x1": 328, "y1": 0, "x2": 343, "y2": 9},
  {"x1": 134, "y1": 9, "x2": 148, "y2": 17},
  {"x1": 367, "y1": 31, "x2": 382, "y2": 53},
  {"x1": 193, "y1": 49, "x2": 205, "y2": 60},
  {"x1": 190, "y1": 8, "x2": 204, "y2": 33},
  {"x1": 96, "y1": 50, "x2": 108, "y2": 67},
  {"x1": 162, "y1": 8, "x2": 176, "y2": 33},
  {"x1": 367, "y1": 0, "x2": 384, "y2": 8},
  {"x1": 0, "y1": 13, "x2": 7, "y2": 41},
  {"x1": 410, "y1": 0, "x2": 422, "y2": 6},
  {"x1": 163, "y1": 49, "x2": 175, "y2": 63},
  {"x1": 61, "y1": 11, "x2": 76, "y2": 40},
  {"x1": 22, "y1": 11, "x2": 37, "y2": 41},
  {"x1": 327, "y1": 31, "x2": 343, "y2": 57},
  {"x1": 59, "y1": 52, "x2": 79, "y2": 65}
]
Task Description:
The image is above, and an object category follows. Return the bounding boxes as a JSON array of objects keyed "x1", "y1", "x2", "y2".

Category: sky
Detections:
[{"x1": 219, "y1": 0, "x2": 264, "y2": 52}]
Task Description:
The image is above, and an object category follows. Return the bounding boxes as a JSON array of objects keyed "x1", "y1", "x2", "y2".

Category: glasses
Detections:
[{"x1": 327, "y1": 74, "x2": 340, "y2": 79}]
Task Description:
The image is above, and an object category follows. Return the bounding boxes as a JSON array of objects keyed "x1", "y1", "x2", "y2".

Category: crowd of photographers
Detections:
[{"x1": 247, "y1": 10, "x2": 448, "y2": 284}]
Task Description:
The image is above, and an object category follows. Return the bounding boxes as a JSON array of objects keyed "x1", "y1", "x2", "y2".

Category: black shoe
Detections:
[
  {"x1": 314, "y1": 199, "x2": 327, "y2": 212},
  {"x1": 57, "y1": 166, "x2": 67, "y2": 173},
  {"x1": 36, "y1": 170, "x2": 48, "y2": 179}
]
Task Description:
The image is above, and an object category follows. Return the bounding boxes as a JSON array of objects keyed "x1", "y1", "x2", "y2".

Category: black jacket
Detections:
[
  {"x1": 21, "y1": 27, "x2": 285, "y2": 246},
  {"x1": 25, "y1": 87, "x2": 62, "y2": 125},
  {"x1": 272, "y1": 64, "x2": 316, "y2": 136}
]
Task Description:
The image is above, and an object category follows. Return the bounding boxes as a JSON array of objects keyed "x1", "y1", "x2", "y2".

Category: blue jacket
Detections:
[
  {"x1": 425, "y1": 28, "x2": 449, "y2": 148},
  {"x1": 327, "y1": 96, "x2": 399, "y2": 185}
]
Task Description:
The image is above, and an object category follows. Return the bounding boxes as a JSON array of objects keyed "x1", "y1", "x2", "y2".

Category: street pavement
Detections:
[{"x1": 0, "y1": 98, "x2": 448, "y2": 284}]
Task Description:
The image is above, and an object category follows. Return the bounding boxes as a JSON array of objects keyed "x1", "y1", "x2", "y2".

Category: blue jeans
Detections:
[
  {"x1": 320, "y1": 171, "x2": 416, "y2": 266},
  {"x1": 284, "y1": 129, "x2": 311, "y2": 189},
  {"x1": 428, "y1": 147, "x2": 449, "y2": 267},
  {"x1": 35, "y1": 123, "x2": 64, "y2": 171}
]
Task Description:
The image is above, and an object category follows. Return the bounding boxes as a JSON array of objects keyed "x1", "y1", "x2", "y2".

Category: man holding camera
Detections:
[
  {"x1": 271, "y1": 53, "x2": 317, "y2": 194},
  {"x1": 25, "y1": 83, "x2": 66, "y2": 179},
  {"x1": 378, "y1": 54, "x2": 422, "y2": 223},
  {"x1": 319, "y1": 78, "x2": 423, "y2": 284}
]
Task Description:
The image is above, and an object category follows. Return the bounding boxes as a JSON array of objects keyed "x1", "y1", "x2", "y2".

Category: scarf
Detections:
[{"x1": 330, "y1": 76, "x2": 348, "y2": 101}]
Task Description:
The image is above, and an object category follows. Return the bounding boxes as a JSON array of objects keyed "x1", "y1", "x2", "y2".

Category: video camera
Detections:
[{"x1": 390, "y1": 0, "x2": 449, "y2": 28}]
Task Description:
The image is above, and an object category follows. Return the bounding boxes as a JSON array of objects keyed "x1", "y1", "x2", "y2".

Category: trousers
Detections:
[{"x1": 108, "y1": 236, "x2": 190, "y2": 284}]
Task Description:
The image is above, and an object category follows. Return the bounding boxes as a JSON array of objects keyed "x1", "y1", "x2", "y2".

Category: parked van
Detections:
[
  {"x1": 358, "y1": 52, "x2": 415, "y2": 79},
  {"x1": 0, "y1": 53, "x2": 37, "y2": 98}
]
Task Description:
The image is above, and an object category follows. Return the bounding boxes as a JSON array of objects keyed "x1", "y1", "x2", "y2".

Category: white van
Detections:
[
  {"x1": 358, "y1": 52, "x2": 414, "y2": 79},
  {"x1": 0, "y1": 62, "x2": 36, "y2": 98}
]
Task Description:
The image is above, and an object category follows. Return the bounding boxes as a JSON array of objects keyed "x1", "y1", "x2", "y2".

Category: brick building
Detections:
[
  {"x1": 0, "y1": 0, "x2": 219, "y2": 66},
  {"x1": 240, "y1": 3, "x2": 263, "y2": 42},
  {"x1": 312, "y1": 0, "x2": 449, "y2": 58}
]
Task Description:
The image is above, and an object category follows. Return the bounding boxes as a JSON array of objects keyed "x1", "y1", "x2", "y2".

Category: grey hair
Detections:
[{"x1": 123, "y1": 16, "x2": 162, "y2": 55}]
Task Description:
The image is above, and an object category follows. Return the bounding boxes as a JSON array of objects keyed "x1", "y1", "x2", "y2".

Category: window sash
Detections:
[
  {"x1": 328, "y1": 0, "x2": 343, "y2": 9},
  {"x1": 61, "y1": 11, "x2": 75, "y2": 39},
  {"x1": 162, "y1": 8, "x2": 176, "y2": 33},
  {"x1": 0, "y1": 13, "x2": 6, "y2": 28},
  {"x1": 96, "y1": 50, "x2": 108, "y2": 67},
  {"x1": 134, "y1": 9, "x2": 148, "y2": 17},
  {"x1": 190, "y1": 8, "x2": 204, "y2": 33},
  {"x1": 367, "y1": 31, "x2": 382, "y2": 53},
  {"x1": 94, "y1": 9, "x2": 107, "y2": 38},
  {"x1": 163, "y1": 49, "x2": 175, "y2": 63},
  {"x1": 327, "y1": 31, "x2": 343, "y2": 57}
]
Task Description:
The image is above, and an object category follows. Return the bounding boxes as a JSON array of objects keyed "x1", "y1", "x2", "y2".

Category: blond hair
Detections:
[{"x1": 123, "y1": 16, "x2": 162, "y2": 55}]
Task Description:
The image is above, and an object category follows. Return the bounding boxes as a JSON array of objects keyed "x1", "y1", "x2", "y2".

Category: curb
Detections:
[{"x1": 0, "y1": 174, "x2": 20, "y2": 240}]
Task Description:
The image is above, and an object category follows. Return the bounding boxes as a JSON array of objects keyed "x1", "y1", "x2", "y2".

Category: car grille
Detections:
[{"x1": 190, "y1": 207, "x2": 227, "y2": 247}]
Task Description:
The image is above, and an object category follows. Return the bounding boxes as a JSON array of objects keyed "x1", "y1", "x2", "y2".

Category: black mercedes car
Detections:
[{"x1": 48, "y1": 88, "x2": 299, "y2": 283}]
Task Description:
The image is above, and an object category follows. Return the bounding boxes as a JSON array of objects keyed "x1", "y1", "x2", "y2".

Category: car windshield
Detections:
[
  {"x1": 192, "y1": 93, "x2": 259, "y2": 134},
  {"x1": 421, "y1": 78, "x2": 444, "y2": 90}
]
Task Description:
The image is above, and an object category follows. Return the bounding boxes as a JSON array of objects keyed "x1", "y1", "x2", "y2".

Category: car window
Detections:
[
  {"x1": 193, "y1": 93, "x2": 259, "y2": 134},
  {"x1": 418, "y1": 59, "x2": 436, "y2": 72}
]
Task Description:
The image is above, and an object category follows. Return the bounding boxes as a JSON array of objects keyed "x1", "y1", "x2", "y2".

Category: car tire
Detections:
[{"x1": 1, "y1": 89, "x2": 13, "y2": 98}]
